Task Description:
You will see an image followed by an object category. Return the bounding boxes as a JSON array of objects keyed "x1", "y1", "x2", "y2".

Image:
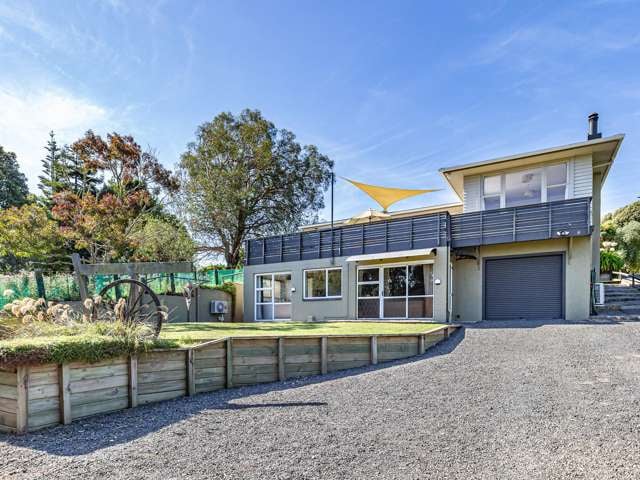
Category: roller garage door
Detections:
[{"x1": 484, "y1": 254, "x2": 564, "y2": 320}]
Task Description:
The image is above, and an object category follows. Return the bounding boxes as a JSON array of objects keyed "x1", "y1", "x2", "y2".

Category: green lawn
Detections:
[{"x1": 162, "y1": 321, "x2": 445, "y2": 344}]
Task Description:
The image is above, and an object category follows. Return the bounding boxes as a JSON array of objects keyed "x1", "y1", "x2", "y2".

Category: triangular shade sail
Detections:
[{"x1": 343, "y1": 178, "x2": 440, "y2": 211}]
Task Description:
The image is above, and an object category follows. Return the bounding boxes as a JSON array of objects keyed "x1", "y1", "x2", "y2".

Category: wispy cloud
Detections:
[{"x1": 0, "y1": 83, "x2": 111, "y2": 192}]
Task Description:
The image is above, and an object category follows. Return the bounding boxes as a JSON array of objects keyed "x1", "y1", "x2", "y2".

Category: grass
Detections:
[
  {"x1": 161, "y1": 321, "x2": 445, "y2": 344},
  {"x1": 0, "y1": 334, "x2": 178, "y2": 368}
]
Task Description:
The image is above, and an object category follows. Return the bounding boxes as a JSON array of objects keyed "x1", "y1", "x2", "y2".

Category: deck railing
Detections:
[
  {"x1": 449, "y1": 197, "x2": 591, "y2": 248},
  {"x1": 244, "y1": 197, "x2": 591, "y2": 265}
]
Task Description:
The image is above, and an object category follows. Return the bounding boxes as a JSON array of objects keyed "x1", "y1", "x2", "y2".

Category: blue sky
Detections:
[{"x1": 0, "y1": 0, "x2": 638, "y2": 221}]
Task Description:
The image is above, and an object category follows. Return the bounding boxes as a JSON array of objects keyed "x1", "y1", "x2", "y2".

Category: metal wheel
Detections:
[{"x1": 98, "y1": 279, "x2": 164, "y2": 338}]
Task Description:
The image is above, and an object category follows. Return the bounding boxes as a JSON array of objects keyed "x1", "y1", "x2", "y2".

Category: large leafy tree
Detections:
[
  {"x1": 0, "y1": 203, "x2": 66, "y2": 272},
  {"x1": 51, "y1": 131, "x2": 180, "y2": 263},
  {"x1": 179, "y1": 109, "x2": 333, "y2": 266},
  {"x1": 130, "y1": 216, "x2": 195, "y2": 262},
  {"x1": 617, "y1": 220, "x2": 640, "y2": 285},
  {"x1": 0, "y1": 145, "x2": 28, "y2": 209}
]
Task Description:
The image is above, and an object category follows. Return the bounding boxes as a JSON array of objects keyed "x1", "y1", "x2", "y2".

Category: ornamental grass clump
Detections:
[{"x1": 0, "y1": 297, "x2": 176, "y2": 367}]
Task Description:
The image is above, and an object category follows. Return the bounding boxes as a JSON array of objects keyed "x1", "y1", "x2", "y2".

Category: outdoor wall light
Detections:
[{"x1": 434, "y1": 279, "x2": 441, "y2": 285}]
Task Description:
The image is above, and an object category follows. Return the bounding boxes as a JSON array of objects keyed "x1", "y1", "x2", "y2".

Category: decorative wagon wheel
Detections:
[{"x1": 97, "y1": 279, "x2": 164, "y2": 338}]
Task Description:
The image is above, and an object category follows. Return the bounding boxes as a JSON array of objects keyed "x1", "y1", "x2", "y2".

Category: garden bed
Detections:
[{"x1": 0, "y1": 323, "x2": 456, "y2": 434}]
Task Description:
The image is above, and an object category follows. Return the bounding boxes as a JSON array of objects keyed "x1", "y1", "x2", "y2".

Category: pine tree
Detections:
[
  {"x1": 0, "y1": 145, "x2": 28, "y2": 209},
  {"x1": 62, "y1": 146, "x2": 101, "y2": 195},
  {"x1": 38, "y1": 131, "x2": 66, "y2": 203}
]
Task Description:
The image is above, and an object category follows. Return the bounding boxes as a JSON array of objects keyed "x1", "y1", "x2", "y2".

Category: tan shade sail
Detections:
[{"x1": 343, "y1": 177, "x2": 440, "y2": 211}]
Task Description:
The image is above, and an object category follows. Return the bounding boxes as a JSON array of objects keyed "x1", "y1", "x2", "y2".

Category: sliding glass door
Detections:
[
  {"x1": 357, "y1": 263, "x2": 433, "y2": 319},
  {"x1": 255, "y1": 272, "x2": 292, "y2": 321}
]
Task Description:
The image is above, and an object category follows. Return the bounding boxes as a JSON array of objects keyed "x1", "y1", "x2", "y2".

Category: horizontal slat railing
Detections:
[
  {"x1": 449, "y1": 197, "x2": 591, "y2": 248},
  {"x1": 246, "y1": 212, "x2": 449, "y2": 265},
  {"x1": 245, "y1": 198, "x2": 591, "y2": 265}
]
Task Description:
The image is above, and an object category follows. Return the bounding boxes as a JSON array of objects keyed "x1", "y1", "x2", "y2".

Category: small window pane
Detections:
[
  {"x1": 256, "y1": 304, "x2": 273, "y2": 321},
  {"x1": 358, "y1": 268, "x2": 379, "y2": 282},
  {"x1": 483, "y1": 195, "x2": 501, "y2": 210},
  {"x1": 273, "y1": 274, "x2": 291, "y2": 302},
  {"x1": 546, "y1": 164, "x2": 566, "y2": 186},
  {"x1": 505, "y1": 169, "x2": 542, "y2": 207},
  {"x1": 547, "y1": 185, "x2": 566, "y2": 202},
  {"x1": 256, "y1": 275, "x2": 272, "y2": 289},
  {"x1": 384, "y1": 267, "x2": 406, "y2": 297},
  {"x1": 358, "y1": 284, "x2": 379, "y2": 298},
  {"x1": 305, "y1": 270, "x2": 326, "y2": 298},
  {"x1": 408, "y1": 297, "x2": 433, "y2": 318},
  {"x1": 327, "y1": 269, "x2": 342, "y2": 297},
  {"x1": 358, "y1": 299, "x2": 379, "y2": 319},
  {"x1": 408, "y1": 265, "x2": 425, "y2": 296},
  {"x1": 256, "y1": 289, "x2": 272, "y2": 303},
  {"x1": 383, "y1": 298, "x2": 406, "y2": 318},
  {"x1": 483, "y1": 175, "x2": 501, "y2": 195}
]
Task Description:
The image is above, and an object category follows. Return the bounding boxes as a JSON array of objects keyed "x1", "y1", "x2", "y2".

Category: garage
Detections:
[{"x1": 484, "y1": 254, "x2": 564, "y2": 320}]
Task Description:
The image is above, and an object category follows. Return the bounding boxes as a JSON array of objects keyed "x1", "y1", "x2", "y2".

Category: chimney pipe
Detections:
[{"x1": 588, "y1": 112, "x2": 602, "y2": 140}]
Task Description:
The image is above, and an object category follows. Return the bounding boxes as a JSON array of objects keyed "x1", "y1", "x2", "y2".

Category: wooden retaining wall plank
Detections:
[
  {"x1": 327, "y1": 359, "x2": 370, "y2": 372},
  {"x1": 59, "y1": 364, "x2": 71, "y2": 425},
  {"x1": 138, "y1": 369, "x2": 186, "y2": 384},
  {"x1": 321, "y1": 337, "x2": 328, "y2": 375},
  {"x1": 371, "y1": 336, "x2": 378, "y2": 365},
  {"x1": 0, "y1": 385, "x2": 17, "y2": 400},
  {"x1": 278, "y1": 338, "x2": 285, "y2": 382},
  {"x1": 129, "y1": 356, "x2": 138, "y2": 408},
  {"x1": 16, "y1": 366, "x2": 28, "y2": 434},
  {"x1": 284, "y1": 353, "x2": 321, "y2": 364},
  {"x1": 138, "y1": 389, "x2": 184, "y2": 405},
  {"x1": 70, "y1": 385, "x2": 129, "y2": 406},
  {"x1": 231, "y1": 355, "x2": 278, "y2": 366},
  {"x1": 69, "y1": 374, "x2": 129, "y2": 394},
  {"x1": 195, "y1": 376, "x2": 226, "y2": 386},
  {"x1": 195, "y1": 366, "x2": 226, "y2": 376},
  {"x1": 233, "y1": 364, "x2": 278, "y2": 376},
  {"x1": 28, "y1": 409, "x2": 60, "y2": 430},
  {"x1": 138, "y1": 380, "x2": 186, "y2": 395},
  {"x1": 226, "y1": 339, "x2": 233, "y2": 388},
  {"x1": 0, "y1": 410, "x2": 16, "y2": 428},
  {"x1": 72, "y1": 397, "x2": 129, "y2": 420},
  {"x1": 0, "y1": 371, "x2": 18, "y2": 386},
  {"x1": 28, "y1": 396, "x2": 58, "y2": 414},
  {"x1": 138, "y1": 351, "x2": 186, "y2": 363},
  {"x1": 0, "y1": 397, "x2": 17, "y2": 413},
  {"x1": 69, "y1": 363, "x2": 128, "y2": 382},
  {"x1": 137, "y1": 360, "x2": 186, "y2": 373},
  {"x1": 194, "y1": 347, "x2": 226, "y2": 359},
  {"x1": 194, "y1": 357, "x2": 226, "y2": 369}
]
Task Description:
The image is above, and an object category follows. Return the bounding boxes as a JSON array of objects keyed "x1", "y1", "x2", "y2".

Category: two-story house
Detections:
[{"x1": 243, "y1": 114, "x2": 624, "y2": 322}]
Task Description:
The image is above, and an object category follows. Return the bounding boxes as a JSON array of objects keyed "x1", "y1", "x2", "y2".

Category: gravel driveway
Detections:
[{"x1": 2, "y1": 320, "x2": 640, "y2": 479}]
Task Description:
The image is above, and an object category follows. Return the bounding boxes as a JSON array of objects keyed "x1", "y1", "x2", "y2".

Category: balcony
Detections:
[
  {"x1": 244, "y1": 197, "x2": 591, "y2": 266},
  {"x1": 246, "y1": 212, "x2": 448, "y2": 266},
  {"x1": 449, "y1": 197, "x2": 591, "y2": 248}
]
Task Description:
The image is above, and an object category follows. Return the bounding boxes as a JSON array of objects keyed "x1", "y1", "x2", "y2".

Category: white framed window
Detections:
[
  {"x1": 357, "y1": 262, "x2": 434, "y2": 320},
  {"x1": 255, "y1": 272, "x2": 292, "y2": 321},
  {"x1": 482, "y1": 163, "x2": 568, "y2": 210},
  {"x1": 304, "y1": 267, "x2": 342, "y2": 299}
]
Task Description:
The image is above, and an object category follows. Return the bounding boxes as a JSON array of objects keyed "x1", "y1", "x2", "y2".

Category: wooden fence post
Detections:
[
  {"x1": 128, "y1": 356, "x2": 138, "y2": 408},
  {"x1": 278, "y1": 338, "x2": 286, "y2": 381},
  {"x1": 320, "y1": 337, "x2": 328, "y2": 374},
  {"x1": 226, "y1": 339, "x2": 233, "y2": 388},
  {"x1": 16, "y1": 366, "x2": 28, "y2": 434},
  {"x1": 187, "y1": 350, "x2": 195, "y2": 396},
  {"x1": 59, "y1": 364, "x2": 71, "y2": 424},
  {"x1": 419, "y1": 335, "x2": 426, "y2": 355},
  {"x1": 370, "y1": 336, "x2": 378, "y2": 365}
]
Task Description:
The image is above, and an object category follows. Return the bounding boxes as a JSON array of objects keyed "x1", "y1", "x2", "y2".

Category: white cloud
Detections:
[{"x1": 0, "y1": 84, "x2": 110, "y2": 192}]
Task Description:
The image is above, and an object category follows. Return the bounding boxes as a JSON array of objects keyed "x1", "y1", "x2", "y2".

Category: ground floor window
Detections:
[
  {"x1": 304, "y1": 267, "x2": 342, "y2": 299},
  {"x1": 357, "y1": 263, "x2": 433, "y2": 319},
  {"x1": 255, "y1": 272, "x2": 292, "y2": 321}
]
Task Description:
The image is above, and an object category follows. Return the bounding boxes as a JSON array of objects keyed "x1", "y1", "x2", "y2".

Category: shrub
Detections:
[{"x1": 600, "y1": 250, "x2": 624, "y2": 273}]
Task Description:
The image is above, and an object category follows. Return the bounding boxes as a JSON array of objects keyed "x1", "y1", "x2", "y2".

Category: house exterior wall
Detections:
[
  {"x1": 591, "y1": 169, "x2": 603, "y2": 275},
  {"x1": 243, "y1": 247, "x2": 450, "y2": 322},
  {"x1": 451, "y1": 237, "x2": 591, "y2": 322}
]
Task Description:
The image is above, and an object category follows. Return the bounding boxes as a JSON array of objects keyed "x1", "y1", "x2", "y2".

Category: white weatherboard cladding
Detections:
[
  {"x1": 572, "y1": 155, "x2": 593, "y2": 198},
  {"x1": 463, "y1": 175, "x2": 481, "y2": 213},
  {"x1": 460, "y1": 155, "x2": 593, "y2": 212}
]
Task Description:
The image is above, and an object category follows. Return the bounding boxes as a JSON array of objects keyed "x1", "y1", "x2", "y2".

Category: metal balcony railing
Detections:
[
  {"x1": 244, "y1": 197, "x2": 592, "y2": 265},
  {"x1": 449, "y1": 197, "x2": 592, "y2": 248}
]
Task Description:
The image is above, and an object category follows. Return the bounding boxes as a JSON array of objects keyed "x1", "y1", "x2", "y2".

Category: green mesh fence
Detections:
[{"x1": 0, "y1": 269, "x2": 244, "y2": 308}]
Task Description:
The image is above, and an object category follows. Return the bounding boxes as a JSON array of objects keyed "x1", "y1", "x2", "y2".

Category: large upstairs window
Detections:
[{"x1": 482, "y1": 163, "x2": 567, "y2": 210}]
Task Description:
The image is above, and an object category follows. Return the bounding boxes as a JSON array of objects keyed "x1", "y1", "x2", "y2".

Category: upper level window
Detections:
[
  {"x1": 482, "y1": 163, "x2": 567, "y2": 210},
  {"x1": 304, "y1": 267, "x2": 342, "y2": 299}
]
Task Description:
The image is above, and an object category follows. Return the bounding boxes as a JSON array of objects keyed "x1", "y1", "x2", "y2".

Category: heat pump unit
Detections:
[
  {"x1": 594, "y1": 283, "x2": 605, "y2": 306},
  {"x1": 210, "y1": 300, "x2": 229, "y2": 315}
]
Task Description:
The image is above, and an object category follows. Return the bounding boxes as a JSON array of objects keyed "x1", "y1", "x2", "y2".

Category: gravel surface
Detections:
[{"x1": 2, "y1": 320, "x2": 640, "y2": 479}]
